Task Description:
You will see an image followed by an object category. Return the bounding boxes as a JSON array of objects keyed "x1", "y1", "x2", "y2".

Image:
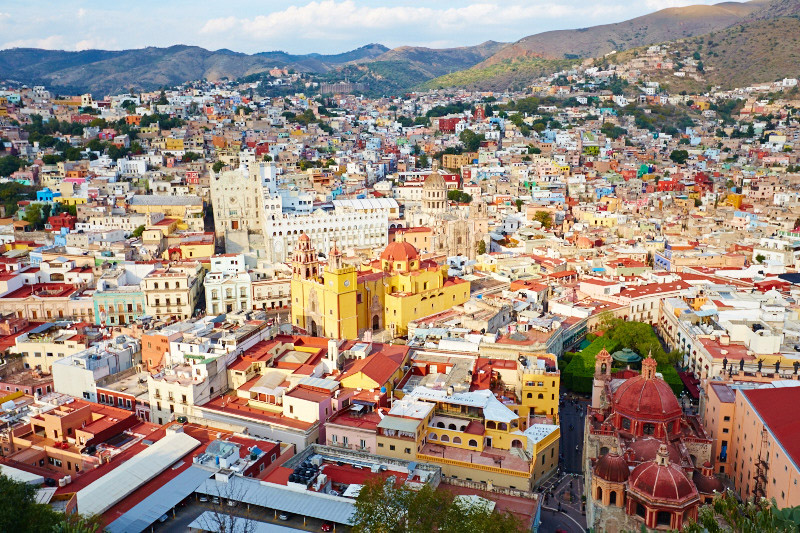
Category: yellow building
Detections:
[
  {"x1": 291, "y1": 238, "x2": 470, "y2": 339},
  {"x1": 376, "y1": 390, "x2": 560, "y2": 490}
]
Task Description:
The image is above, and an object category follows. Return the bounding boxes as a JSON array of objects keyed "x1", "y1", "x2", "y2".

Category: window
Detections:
[
  {"x1": 390, "y1": 445, "x2": 396, "y2": 451},
  {"x1": 468, "y1": 439, "x2": 478, "y2": 447}
]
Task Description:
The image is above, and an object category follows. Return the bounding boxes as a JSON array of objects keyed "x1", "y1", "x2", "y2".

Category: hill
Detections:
[
  {"x1": 318, "y1": 41, "x2": 509, "y2": 96},
  {"x1": 666, "y1": 16, "x2": 800, "y2": 89},
  {"x1": 425, "y1": 0, "x2": 770, "y2": 90},
  {"x1": 0, "y1": 44, "x2": 389, "y2": 95}
]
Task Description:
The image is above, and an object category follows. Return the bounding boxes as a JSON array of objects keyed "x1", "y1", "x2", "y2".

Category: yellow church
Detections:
[{"x1": 290, "y1": 235, "x2": 470, "y2": 339}]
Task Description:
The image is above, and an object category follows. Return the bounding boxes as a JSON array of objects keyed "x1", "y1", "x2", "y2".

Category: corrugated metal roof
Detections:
[
  {"x1": 298, "y1": 376, "x2": 340, "y2": 391},
  {"x1": 377, "y1": 415, "x2": 423, "y2": 433},
  {"x1": 188, "y1": 511, "x2": 301, "y2": 532},
  {"x1": 77, "y1": 431, "x2": 201, "y2": 516},
  {"x1": 106, "y1": 465, "x2": 214, "y2": 533},
  {"x1": 196, "y1": 477, "x2": 355, "y2": 525}
]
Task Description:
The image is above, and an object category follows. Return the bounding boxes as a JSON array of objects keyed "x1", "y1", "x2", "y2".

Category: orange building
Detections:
[{"x1": 729, "y1": 387, "x2": 800, "y2": 507}]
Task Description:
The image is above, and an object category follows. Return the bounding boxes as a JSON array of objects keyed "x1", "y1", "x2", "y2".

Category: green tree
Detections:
[
  {"x1": 756, "y1": 254, "x2": 766, "y2": 264},
  {"x1": 533, "y1": 210, "x2": 552, "y2": 228},
  {"x1": 527, "y1": 145, "x2": 541, "y2": 154},
  {"x1": 0, "y1": 155, "x2": 26, "y2": 177},
  {"x1": 212, "y1": 161, "x2": 225, "y2": 173},
  {"x1": 52, "y1": 513, "x2": 104, "y2": 533},
  {"x1": 476, "y1": 240, "x2": 486, "y2": 255},
  {"x1": 418, "y1": 154, "x2": 429, "y2": 168},
  {"x1": 131, "y1": 225, "x2": 146, "y2": 238},
  {"x1": 0, "y1": 474, "x2": 60, "y2": 533},
  {"x1": 351, "y1": 477, "x2": 522, "y2": 533},
  {"x1": 183, "y1": 151, "x2": 202, "y2": 162},
  {"x1": 514, "y1": 199, "x2": 524, "y2": 212},
  {"x1": 459, "y1": 129, "x2": 485, "y2": 151},
  {"x1": 63, "y1": 147, "x2": 83, "y2": 161},
  {"x1": 263, "y1": 154, "x2": 273, "y2": 162},
  {"x1": 447, "y1": 190, "x2": 472, "y2": 203},
  {"x1": 683, "y1": 490, "x2": 800, "y2": 533},
  {"x1": 23, "y1": 203, "x2": 45, "y2": 229},
  {"x1": 669, "y1": 149, "x2": 689, "y2": 165}
]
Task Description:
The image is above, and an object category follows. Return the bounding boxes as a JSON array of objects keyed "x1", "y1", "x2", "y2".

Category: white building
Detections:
[{"x1": 205, "y1": 254, "x2": 254, "y2": 315}]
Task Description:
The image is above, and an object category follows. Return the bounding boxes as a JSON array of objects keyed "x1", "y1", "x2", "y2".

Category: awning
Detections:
[{"x1": 678, "y1": 371, "x2": 700, "y2": 399}]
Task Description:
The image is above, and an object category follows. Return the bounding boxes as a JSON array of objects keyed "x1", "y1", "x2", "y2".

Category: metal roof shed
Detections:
[
  {"x1": 77, "y1": 431, "x2": 201, "y2": 516},
  {"x1": 196, "y1": 477, "x2": 355, "y2": 525},
  {"x1": 106, "y1": 465, "x2": 215, "y2": 533}
]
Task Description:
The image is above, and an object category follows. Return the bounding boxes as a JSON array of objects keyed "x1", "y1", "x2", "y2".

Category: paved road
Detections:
[
  {"x1": 559, "y1": 395, "x2": 587, "y2": 474},
  {"x1": 538, "y1": 473, "x2": 587, "y2": 533}
]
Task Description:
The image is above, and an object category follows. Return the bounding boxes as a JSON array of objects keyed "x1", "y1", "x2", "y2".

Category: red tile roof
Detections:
[{"x1": 742, "y1": 387, "x2": 800, "y2": 470}]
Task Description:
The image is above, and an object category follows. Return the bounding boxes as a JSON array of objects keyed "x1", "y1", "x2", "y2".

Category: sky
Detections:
[{"x1": 0, "y1": 0, "x2": 734, "y2": 55}]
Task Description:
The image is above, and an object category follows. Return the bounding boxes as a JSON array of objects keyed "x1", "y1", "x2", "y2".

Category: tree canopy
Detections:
[
  {"x1": 351, "y1": 478, "x2": 522, "y2": 533},
  {"x1": 447, "y1": 190, "x2": 473, "y2": 203},
  {"x1": 670, "y1": 149, "x2": 690, "y2": 165},
  {"x1": 683, "y1": 490, "x2": 800, "y2": 533}
]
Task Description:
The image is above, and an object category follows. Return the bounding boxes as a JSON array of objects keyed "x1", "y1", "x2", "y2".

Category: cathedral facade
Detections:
[
  {"x1": 290, "y1": 236, "x2": 471, "y2": 340},
  {"x1": 407, "y1": 171, "x2": 490, "y2": 260}
]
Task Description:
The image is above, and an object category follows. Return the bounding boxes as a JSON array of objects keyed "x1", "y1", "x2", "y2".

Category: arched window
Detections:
[
  {"x1": 643, "y1": 423, "x2": 655, "y2": 435},
  {"x1": 440, "y1": 434, "x2": 450, "y2": 442},
  {"x1": 621, "y1": 417, "x2": 631, "y2": 430},
  {"x1": 596, "y1": 486, "x2": 603, "y2": 501},
  {"x1": 609, "y1": 491, "x2": 617, "y2": 505},
  {"x1": 498, "y1": 422, "x2": 508, "y2": 431},
  {"x1": 436, "y1": 422, "x2": 444, "y2": 428},
  {"x1": 537, "y1": 393, "x2": 544, "y2": 399},
  {"x1": 448, "y1": 423, "x2": 457, "y2": 430},
  {"x1": 468, "y1": 439, "x2": 478, "y2": 447},
  {"x1": 656, "y1": 511, "x2": 671, "y2": 527},
  {"x1": 452, "y1": 437, "x2": 462, "y2": 445},
  {"x1": 527, "y1": 393, "x2": 532, "y2": 399},
  {"x1": 428, "y1": 433, "x2": 437, "y2": 440}
]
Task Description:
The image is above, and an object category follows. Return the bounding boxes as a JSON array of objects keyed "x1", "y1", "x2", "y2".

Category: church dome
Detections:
[
  {"x1": 628, "y1": 445, "x2": 698, "y2": 504},
  {"x1": 380, "y1": 242, "x2": 419, "y2": 262},
  {"x1": 613, "y1": 355, "x2": 681, "y2": 422},
  {"x1": 594, "y1": 452, "x2": 629, "y2": 483},
  {"x1": 423, "y1": 171, "x2": 447, "y2": 190},
  {"x1": 299, "y1": 233, "x2": 310, "y2": 242}
]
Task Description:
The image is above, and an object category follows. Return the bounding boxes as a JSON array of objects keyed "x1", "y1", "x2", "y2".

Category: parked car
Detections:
[
  {"x1": 198, "y1": 495, "x2": 208, "y2": 503},
  {"x1": 158, "y1": 514, "x2": 169, "y2": 523},
  {"x1": 227, "y1": 499, "x2": 238, "y2": 507},
  {"x1": 211, "y1": 496, "x2": 220, "y2": 504},
  {"x1": 321, "y1": 523, "x2": 334, "y2": 532},
  {"x1": 278, "y1": 513, "x2": 290, "y2": 521}
]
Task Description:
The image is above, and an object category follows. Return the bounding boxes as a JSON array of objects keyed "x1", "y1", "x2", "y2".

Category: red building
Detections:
[
  {"x1": 437, "y1": 117, "x2": 463, "y2": 133},
  {"x1": 48, "y1": 213, "x2": 77, "y2": 232}
]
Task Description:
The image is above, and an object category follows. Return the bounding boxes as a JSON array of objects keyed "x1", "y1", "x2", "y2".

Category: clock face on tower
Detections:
[{"x1": 344, "y1": 280, "x2": 350, "y2": 287}]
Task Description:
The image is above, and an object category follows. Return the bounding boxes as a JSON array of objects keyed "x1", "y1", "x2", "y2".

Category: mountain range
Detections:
[{"x1": 0, "y1": 0, "x2": 798, "y2": 95}]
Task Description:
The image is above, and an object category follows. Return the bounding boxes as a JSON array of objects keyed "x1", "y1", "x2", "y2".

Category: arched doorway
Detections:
[
  {"x1": 511, "y1": 439, "x2": 523, "y2": 448},
  {"x1": 372, "y1": 315, "x2": 380, "y2": 331},
  {"x1": 310, "y1": 320, "x2": 318, "y2": 337}
]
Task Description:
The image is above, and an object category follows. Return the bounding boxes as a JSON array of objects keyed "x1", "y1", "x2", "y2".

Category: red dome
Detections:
[
  {"x1": 299, "y1": 233, "x2": 310, "y2": 242},
  {"x1": 613, "y1": 374, "x2": 681, "y2": 422},
  {"x1": 628, "y1": 455, "x2": 698, "y2": 503},
  {"x1": 594, "y1": 452, "x2": 629, "y2": 482},
  {"x1": 380, "y1": 241, "x2": 419, "y2": 262}
]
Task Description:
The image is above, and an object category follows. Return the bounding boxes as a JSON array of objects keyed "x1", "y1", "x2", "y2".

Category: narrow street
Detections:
[{"x1": 537, "y1": 393, "x2": 588, "y2": 532}]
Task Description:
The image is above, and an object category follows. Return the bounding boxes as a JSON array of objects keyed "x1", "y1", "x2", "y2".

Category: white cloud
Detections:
[
  {"x1": 200, "y1": 0, "x2": 614, "y2": 44},
  {"x1": 2, "y1": 35, "x2": 67, "y2": 49}
]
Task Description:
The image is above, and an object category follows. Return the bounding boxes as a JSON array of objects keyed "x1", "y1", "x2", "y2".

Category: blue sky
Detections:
[{"x1": 0, "y1": 0, "x2": 731, "y2": 54}]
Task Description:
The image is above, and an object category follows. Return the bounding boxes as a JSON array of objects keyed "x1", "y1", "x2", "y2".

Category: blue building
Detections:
[{"x1": 93, "y1": 286, "x2": 146, "y2": 326}]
